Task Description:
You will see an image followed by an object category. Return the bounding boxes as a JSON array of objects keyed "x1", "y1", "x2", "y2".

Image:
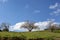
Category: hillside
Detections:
[{"x1": 0, "y1": 31, "x2": 60, "y2": 40}]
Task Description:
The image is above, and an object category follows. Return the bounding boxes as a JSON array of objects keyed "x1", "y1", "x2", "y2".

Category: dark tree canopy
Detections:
[{"x1": 0, "y1": 23, "x2": 10, "y2": 31}]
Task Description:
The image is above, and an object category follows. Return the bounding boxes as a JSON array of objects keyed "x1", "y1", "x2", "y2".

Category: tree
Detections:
[
  {"x1": 47, "y1": 21, "x2": 56, "y2": 32},
  {"x1": 0, "y1": 23, "x2": 10, "y2": 32},
  {"x1": 21, "y1": 21, "x2": 39, "y2": 32},
  {"x1": 50, "y1": 24, "x2": 56, "y2": 32},
  {"x1": 0, "y1": 26, "x2": 2, "y2": 32}
]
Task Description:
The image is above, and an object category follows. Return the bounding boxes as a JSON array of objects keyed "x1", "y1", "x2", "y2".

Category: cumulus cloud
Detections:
[
  {"x1": 49, "y1": 3, "x2": 60, "y2": 16},
  {"x1": 10, "y1": 21, "x2": 47, "y2": 32},
  {"x1": 34, "y1": 21, "x2": 49, "y2": 30},
  {"x1": 10, "y1": 22, "x2": 28, "y2": 31},
  {"x1": 9, "y1": 20, "x2": 60, "y2": 32}
]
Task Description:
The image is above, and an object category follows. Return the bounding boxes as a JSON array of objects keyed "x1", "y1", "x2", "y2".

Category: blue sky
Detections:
[{"x1": 0, "y1": 0, "x2": 60, "y2": 25}]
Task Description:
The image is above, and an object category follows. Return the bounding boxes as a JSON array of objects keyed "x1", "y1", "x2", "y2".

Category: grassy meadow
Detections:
[{"x1": 0, "y1": 30, "x2": 60, "y2": 40}]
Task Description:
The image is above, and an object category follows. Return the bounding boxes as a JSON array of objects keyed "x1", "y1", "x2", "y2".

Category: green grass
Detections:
[{"x1": 0, "y1": 31, "x2": 60, "y2": 39}]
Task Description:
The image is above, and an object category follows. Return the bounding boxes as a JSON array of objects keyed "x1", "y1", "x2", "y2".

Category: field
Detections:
[{"x1": 0, "y1": 30, "x2": 60, "y2": 40}]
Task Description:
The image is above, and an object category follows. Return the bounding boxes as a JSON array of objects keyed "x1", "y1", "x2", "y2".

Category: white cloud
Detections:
[
  {"x1": 49, "y1": 3, "x2": 58, "y2": 9},
  {"x1": 9, "y1": 20, "x2": 60, "y2": 32},
  {"x1": 10, "y1": 21, "x2": 47, "y2": 32},
  {"x1": 50, "y1": 9, "x2": 60, "y2": 16},
  {"x1": 34, "y1": 21, "x2": 60, "y2": 30},
  {"x1": 10, "y1": 22, "x2": 28, "y2": 31},
  {"x1": 49, "y1": 3, "x2": 60, "y2": 16},
  {"x1": 34, "y1": 21, "x2": 49, "y2": 30}
]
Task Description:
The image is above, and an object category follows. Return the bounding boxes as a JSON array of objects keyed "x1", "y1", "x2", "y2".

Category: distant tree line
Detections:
[{"x1": 0, "y1": 20, "x2": 60, "y2": 32}]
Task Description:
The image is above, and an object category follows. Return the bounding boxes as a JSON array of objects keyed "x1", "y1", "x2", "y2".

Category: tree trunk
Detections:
[
  {"x1": 51, "y1": 30, "x2": 54, "y2": 32},
  {"x1": 51, "y1": 28, "x2": 54, "y2": 32},
  {"x1": 29, "y1": 30, "x2": 31, "y2": 32}
]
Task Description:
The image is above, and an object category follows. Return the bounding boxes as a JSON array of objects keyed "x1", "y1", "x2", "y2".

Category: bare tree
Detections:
[
  {"x1": 47, "y1": 21, "x2": 56, "y2": 32},
  {"x1": 0, "y1": 23, "x2": 10, "y2": 32},
  {"x1": 50, "y1": 24, "x2": 56, "y2": 32},
  {"x1": 21, "y1": 21, "x2": 39, "y2": 32},
  {"x1": 0, "y1": 26, "x2": 2, "y2": 31}
]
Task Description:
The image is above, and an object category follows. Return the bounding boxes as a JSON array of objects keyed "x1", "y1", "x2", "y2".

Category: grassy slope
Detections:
[{"x1": 0, "y1": 31, "x2": 60, "y2": 39}]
